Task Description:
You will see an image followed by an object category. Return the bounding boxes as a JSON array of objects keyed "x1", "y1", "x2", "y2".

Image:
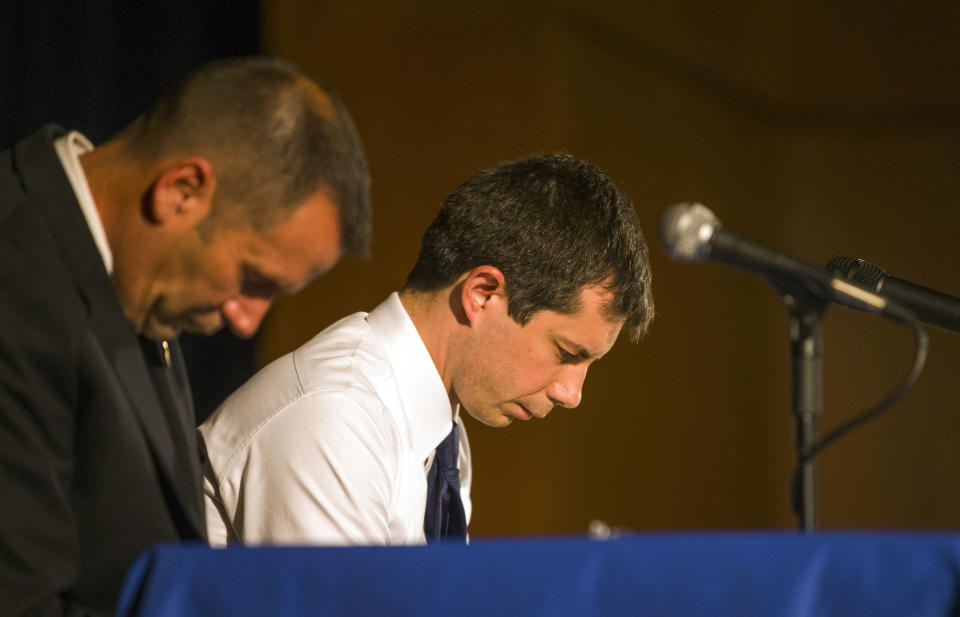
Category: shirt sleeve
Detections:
[{"x1": 220, "y1": 389, "x2": 400, "y2": 546}]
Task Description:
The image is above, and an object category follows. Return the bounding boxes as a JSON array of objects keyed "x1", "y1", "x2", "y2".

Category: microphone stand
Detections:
[{"x1": 779, "y1": 285, "x2": 827, "y2": 533}]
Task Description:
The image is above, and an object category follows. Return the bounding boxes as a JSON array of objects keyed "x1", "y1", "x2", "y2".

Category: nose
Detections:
[
  {"x1": 220, "y1": 296, "x2": 273, "y2": 338},
  {"x1": 547, "y1": 363, "x2": 587, "y2": 409}
]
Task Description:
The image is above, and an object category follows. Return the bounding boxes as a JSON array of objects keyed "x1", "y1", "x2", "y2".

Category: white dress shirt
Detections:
[
  {"x1": 53, "y1": 131, "x2": 113, "y2": 274},
  {"x1": 199, "y1": 293, "x2": 472, "y2": 546}
]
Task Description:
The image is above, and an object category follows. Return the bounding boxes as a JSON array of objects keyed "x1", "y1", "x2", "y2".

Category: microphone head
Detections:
[
  {"x1": 825, "y1": 257, "x2": 888, "y2": 292},
  {"x1": 659, "y1": 202, "x2": 720, "y2": 262}
]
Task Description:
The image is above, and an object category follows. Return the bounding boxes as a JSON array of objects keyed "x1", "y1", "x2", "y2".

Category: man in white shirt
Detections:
[
  {"x1": 200, "y1": 153, "x2": 655, "y2": 546},
  {"x1": 0, "y1": 57, "x2": 370, "y2": 615}
]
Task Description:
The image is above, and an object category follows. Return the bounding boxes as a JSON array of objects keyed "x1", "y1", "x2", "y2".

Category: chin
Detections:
[
  {"x1": 482, "y1": 412, "x2": 515, "y2": 428},
  {"x1": 166, "y1": 313, "x2": 223, "y2": 338},
  {"x1": 142, "y1": 322, "x2": 181, "y2": 341},
  {"x1": 182, "y1": 322, "x2": 223, "y2": 337},
  {"x1": 462, "y1": 406, "x2": 512, "y2": 428}
]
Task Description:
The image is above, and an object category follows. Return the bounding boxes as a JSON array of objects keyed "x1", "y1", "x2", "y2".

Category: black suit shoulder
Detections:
[
  {"x1": 0, "y1": 146, "x2": 99, "y2": 615},
  {"x1": 0, "y1": 126, "x2": 204, "y2": 617}
]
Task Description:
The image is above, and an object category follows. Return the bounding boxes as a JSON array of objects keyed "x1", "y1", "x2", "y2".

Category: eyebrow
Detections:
[
  {"x1": 244, "y1": 266, "x2": 299, "y2": 297},
  {"x1": 278, "y1": 277, "x2": 306, "y2": 295},
  {"x1": 555, "y1": 336, "x2": 598, "y2": 361}
]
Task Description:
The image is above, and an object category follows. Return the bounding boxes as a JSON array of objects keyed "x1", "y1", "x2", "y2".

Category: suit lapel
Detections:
[
  {"x1": 137, "y1": 336, "x2": 206, "y2": 530},
  {"x1": 12, "y1": 125, "x2": 204, "y2": 537},
  {"x1": 85, "y1": 278, "x2": 204, "y2": 537}
]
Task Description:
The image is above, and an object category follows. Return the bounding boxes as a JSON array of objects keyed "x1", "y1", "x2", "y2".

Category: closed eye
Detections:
[
  {"x1": 241, "y1": 265, "x2": 283, "y2": 299},
  {"x1": 556, "y1": 346, "x2": 580, "y2": 364}
]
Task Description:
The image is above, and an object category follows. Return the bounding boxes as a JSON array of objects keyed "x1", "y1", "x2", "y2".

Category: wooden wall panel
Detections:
[{"x1": 259, "y1": 1, "x2": 960, "y2": 534}]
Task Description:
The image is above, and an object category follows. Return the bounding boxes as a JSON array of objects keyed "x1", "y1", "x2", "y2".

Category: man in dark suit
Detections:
[{"x1": 0, "y1": 57, "x2": 371, "y2": 616}]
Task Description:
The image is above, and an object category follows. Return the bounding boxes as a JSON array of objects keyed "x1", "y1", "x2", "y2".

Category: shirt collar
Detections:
[
  {"x1": 53, "y1": 131, "x2": 113, "y2": 275},
  {"x1": 366, "y1": 292, "x2": 456, "y2": 461}
]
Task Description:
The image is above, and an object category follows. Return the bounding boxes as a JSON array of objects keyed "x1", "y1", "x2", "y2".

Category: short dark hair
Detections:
[
  {"x1": 405, "y1": 154, "x2": 654, "y2": 340},
  {"x1": 122, "y1": 56, "x2": 371, "y2": 256}
]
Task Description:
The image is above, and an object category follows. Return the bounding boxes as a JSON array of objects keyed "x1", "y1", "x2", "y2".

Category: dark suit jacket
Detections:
[{"x1": 0, "y1": 126, "x2": 205, "y2": 616}]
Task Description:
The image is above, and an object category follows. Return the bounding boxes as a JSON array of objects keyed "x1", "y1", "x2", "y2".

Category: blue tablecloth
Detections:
[{"x1": 116, "y1": 533, "x2": 960, "y2": 617}]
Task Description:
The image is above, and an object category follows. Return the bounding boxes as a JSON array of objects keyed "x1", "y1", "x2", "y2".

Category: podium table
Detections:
[{"x1": 116, "y1": 533, "x2": 960, "y2": 616}]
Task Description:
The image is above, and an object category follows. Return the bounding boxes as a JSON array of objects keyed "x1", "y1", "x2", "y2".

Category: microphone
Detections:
[
  {"x1": 659, "y1": 203, "x2": 914, "y2": 322},
  {"x1": 826, "y1": 257, "x2": 960, "y2": 334}
]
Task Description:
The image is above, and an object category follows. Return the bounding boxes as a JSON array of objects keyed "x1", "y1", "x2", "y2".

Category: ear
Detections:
[
  {"x1": 144, "y1": 157, "x2": 216, "y2": 230},
  {"x1": 459, "y1": 266, "x2": 506, "y2": 325}
]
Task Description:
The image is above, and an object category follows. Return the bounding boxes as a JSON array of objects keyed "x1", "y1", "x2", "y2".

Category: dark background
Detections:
[
  {"x1": 0, "y1": 0, "x2": 261, "y2": 421},
  {"x1": 5, "y1": 0, "x2": 960, "y2": 535}
]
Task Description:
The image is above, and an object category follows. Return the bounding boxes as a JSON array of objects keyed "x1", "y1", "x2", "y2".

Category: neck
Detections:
[
  {"x1": 80, "y1": 141, "x2": 130, "y2": 249},
  {"x1": 78, "y1": 139, "x2": 162, "y2": 331},
  {"x1": 398, "y1": 287, "x2": 463, "y2": 407}
]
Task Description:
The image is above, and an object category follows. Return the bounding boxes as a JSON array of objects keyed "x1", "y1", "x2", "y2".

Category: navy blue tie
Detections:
[{"x1": 424, "y1": 423, "x2": 467, "y2": 541}]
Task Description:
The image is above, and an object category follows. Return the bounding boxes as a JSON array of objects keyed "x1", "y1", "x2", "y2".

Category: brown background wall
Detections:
[{"x1": 256, "y1": 0, "x2": 960, "y2": 534}]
